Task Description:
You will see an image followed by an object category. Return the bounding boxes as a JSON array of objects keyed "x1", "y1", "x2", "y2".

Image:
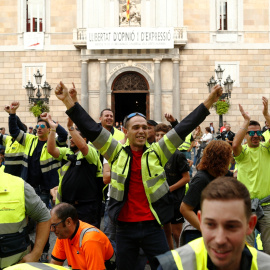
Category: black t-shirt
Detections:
[
  {"x1": 165, "y1": 149, "x2": 190, "y2": 208},
  {"x1": 27, "y1": 140, "x2": 46, "y2": 188},
  {"x1": 62, "y1": 157, "x2": 99, "y2": 204},
  {"x1": 221, "y1": 130, "x2": 235, "y2": 144},
  {"x1": 182, "y1": 170, "x2": 215, "y2": 214}
]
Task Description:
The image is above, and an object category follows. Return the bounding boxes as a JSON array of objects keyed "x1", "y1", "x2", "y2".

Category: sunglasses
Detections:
[
  {"x1": 247, "y1": 130, "x2": 262, "y2": 136},
  {"x1": 126, "y1": 112, "x2": 146, "y2": 121},
  {"x1": 50, "y1": 219, "x2": 66, "y2": 231},
  {"x1": 36, "y1": 124, "x2": 46, "y2": 129}
]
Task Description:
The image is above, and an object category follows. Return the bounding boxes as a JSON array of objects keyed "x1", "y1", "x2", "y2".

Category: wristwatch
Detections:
[{"x1": 68, "y1": 126, "x2": 75, "y2": 131}]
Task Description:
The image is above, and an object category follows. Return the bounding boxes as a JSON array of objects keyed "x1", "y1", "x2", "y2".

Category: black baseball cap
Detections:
[{"x1": 147, "y1": 120, "x2": 158, "y2": 126}]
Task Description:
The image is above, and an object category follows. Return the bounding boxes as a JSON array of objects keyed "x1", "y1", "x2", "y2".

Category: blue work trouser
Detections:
[
  {"x1": 103, "y1": 200, "x2": 117, "y2": 253},
  {"x1": 116, "y1": 220, "x2": 169, "y2": 270},
  {"x1": 34, "y1": 187, "x2": 50, "y2": 253}
]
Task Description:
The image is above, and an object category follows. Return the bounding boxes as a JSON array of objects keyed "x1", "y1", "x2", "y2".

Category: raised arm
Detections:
[
  {"x1": 67, "y1": 117, "x2": 89, "y2": 156},
  {"x1": 173, "y1": 84, "x2": 223, "y2": 141},
  {"x1": 262, "y1": 97, "x2": 270, "y2": 143},
  {"x1": 7, "y1": 102, "x2": 22, "y2": 139},
  {"x1": 232, "y1": 104, "x2": 250, "y2": 157},
  {"x1": 55, "y1": 81, "x2": 103, "y2": 143},
  {"x1": 164, "y1": 113, "x2": 178, "y2": 128},
  {"x1": 45, "y1": 114, "x2": 60, "y2": 158}
]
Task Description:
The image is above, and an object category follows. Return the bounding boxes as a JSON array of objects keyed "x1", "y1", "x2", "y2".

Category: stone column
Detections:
[
  {"x1": 154, "y1": 58, "x2": 162, "y2": 122},
  {"x1": 81, "y1": 60, "x2": 89, "y2": 113},
  {"x1": 99, "y1": 59, "x2": 107, "y2": 112},
  {"x1": 172, "y1": 58, "x2": 180, "y2": 120}
]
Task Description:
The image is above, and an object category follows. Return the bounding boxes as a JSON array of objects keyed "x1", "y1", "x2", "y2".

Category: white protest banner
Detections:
[
  {"x1": 87, "y1": 27, "x2": 174, "y2": 49},
  {"x1": 24, "y1": 32, "x2": 44, "y2": 50}
]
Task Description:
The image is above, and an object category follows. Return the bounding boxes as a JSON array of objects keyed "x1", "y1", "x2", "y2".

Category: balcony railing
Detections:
[{"x1": 73, "y1": 27, "x2": 188, "y2": 48}]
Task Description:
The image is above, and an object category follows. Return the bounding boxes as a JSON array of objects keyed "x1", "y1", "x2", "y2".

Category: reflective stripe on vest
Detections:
[
  {"x1": 79, "y1": 227, "x2": 99, "y2": 248},
  {"x1": 0, "y1": 172, "x2": 27, "y2": 235},
  {"x1": 92, "y1": 128, "x2": 111, "y2": 150},
  {"x1": 109, "y1": 171, "x2": 125, "y2": 201},
  {"x1": 56, "y1": 192, "x2": 62, "y2": 204},
  {"x1": 22, "y1": 136, "x2": 61, "y2": 173},
  {"x1": 56, "y1": 161, "x2": 71, "y2": 204},
  {"x1": 164, "y1": 238, "x2": 262, "y2": 270},
  {"x1": 171, "y1": 250, "x2": 183, "y2": 270},
  {"x1": 16, "y1": 130, "x2": 25, "y2": 145},
  {"x1": 158, "y1": 129, "x2": 183, "y2": 160},
  {"x1": 179, "y1": 133, "x2": 192, "y2": 151},
  {"x1": 11, "y1": 263, "x2": 68, "y2": 269}
]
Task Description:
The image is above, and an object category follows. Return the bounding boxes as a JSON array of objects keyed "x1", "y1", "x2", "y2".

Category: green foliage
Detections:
[
  {"x1": 29, "y1": 100, "x2": 50, "y2": 117},
  {"x1": 213, "y1": 99, "x2": 230, "y2": 115}
]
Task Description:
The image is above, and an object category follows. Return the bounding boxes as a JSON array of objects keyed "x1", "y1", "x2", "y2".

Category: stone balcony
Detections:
[{"x1": 72, "y1": 27, "x2": 188, "y2": 48}]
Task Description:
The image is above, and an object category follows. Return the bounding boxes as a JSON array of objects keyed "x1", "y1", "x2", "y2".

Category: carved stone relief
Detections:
[
  {"x1": 119, "y1": 0, "x2": 141, "y2": 27},
  {"x1": 113, "y1": 72, "x2": 148, "y2": 91}
]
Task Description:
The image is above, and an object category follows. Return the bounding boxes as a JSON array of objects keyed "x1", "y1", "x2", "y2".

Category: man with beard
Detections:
[
  {"x1": 232, "y1": 97, "x2": 270, "y2": 255},
  {"x1": 47, "y1": 115, "x2": 103, "y2": 228}
]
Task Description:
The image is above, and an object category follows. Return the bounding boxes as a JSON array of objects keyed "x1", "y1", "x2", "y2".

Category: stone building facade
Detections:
[{"x1": 0, "y1": 0, "x2": 270, "y2": 132}]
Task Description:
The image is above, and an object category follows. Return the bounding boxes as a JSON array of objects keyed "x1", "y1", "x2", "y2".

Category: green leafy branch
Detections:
[
  {"x1": 213, "y1": 99, "x2": 230, "y2": 115},
  {"x1": 29, "y1": 100, "x2": 50, "y2": 117}
]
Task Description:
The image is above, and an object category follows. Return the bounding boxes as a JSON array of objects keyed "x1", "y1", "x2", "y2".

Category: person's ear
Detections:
[
  {"x1": 246, "y1": 214, "x2": 257, "y2": 235},
  {"x1": 66, "y1": 217, "x2": 72, "y2": 227},
  {"x1": 123, "y1": 127, "x2": 127, "y2": 135},
  {"x1": 197, "y1": 210, "x2": 202, "y2": 225}
]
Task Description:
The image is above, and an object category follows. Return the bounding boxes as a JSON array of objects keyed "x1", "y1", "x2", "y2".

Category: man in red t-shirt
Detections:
[
  {"x1": 50, "y1": 203, "x2": 114, "y2": 270},
  {"x1": 220, "y1": 120, "x2": 227, "y2": 133},
  {"x1": 55, "y1": 82, "x2": 223, "y2": 270}
]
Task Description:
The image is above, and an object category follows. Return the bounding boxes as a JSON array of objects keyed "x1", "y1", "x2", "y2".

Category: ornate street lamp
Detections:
[
  {"x1": 24, "y1": 81, "x2": 36, "y2": 99},
  {"x1": 206, "y1": 76, "x2": 218, "y2": 93},
  {"x1": 24, "y1": 69, "x2": 52, "y2": 104},
  {"x1": 207, "y1": 65, "x2": 234, "y2": 130},
  {"x1": 215, "y1": 64, "x2": 225, "y2": 84},
  {"x1": 42, "y1": 81, "x2": 52, "y2": 99}
]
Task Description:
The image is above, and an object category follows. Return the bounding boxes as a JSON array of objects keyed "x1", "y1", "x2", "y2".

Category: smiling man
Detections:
[
  {"x1": 54, "y1": 81, "x2": 222, "y2": 270},
  {"x1": 232, "y1": 97, "x2": 270, "y2": 254},
  {"x1": 156, "y1": 177, "x2": 270, "y2": 270},
  {"x1": 99, "y1": 108, "x2": 124, "y2": 141}
]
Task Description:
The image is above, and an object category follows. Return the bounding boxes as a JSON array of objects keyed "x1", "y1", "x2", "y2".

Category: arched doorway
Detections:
[{"x1": 111, "y1": 72, "x2": 149, "y2": 123}]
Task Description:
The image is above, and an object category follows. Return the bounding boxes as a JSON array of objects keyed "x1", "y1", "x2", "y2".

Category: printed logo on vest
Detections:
[{"x1": 0, "y1": 207, "x2": 15, "y2": 211}]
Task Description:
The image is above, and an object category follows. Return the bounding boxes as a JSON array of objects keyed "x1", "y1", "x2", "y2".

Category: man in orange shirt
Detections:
[{"x1": 50, "y1": 203, "x2": 114, "y2": 270}]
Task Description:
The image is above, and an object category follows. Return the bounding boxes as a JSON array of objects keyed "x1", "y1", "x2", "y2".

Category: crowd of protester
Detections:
[{"x1": 1, "y1": 82, "x2": 270, "y2": 270}]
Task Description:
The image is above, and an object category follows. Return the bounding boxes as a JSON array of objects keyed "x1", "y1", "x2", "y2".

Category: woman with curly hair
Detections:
[{"x1": 180, "y1": 140, "x2": 232, "y2": 244}]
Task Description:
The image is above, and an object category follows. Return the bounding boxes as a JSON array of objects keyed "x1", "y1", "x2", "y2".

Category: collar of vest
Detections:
[
  {"x1": 123, "y1": 139, "x2": 150, "y2": 149},
  {"x1": 207, "y1": 245, "x2": 252, "y2": 270}
]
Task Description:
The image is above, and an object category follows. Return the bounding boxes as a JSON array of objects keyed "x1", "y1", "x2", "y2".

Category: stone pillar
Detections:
[
  {"x1": 81, "y1": 60, "x2": 89, "y2": 112},
  {"x1": 99, "y1": 59, "x2": 107, "y2": 112},
  {"x1": 172, "y1": 58, "x2": 180, "y2": 120},
  {"x1": 154, "y1": 58, "x2": 162, "y2": 122}
]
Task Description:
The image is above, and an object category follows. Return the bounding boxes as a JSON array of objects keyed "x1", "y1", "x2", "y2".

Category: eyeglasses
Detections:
[
  {"x1": 36, "y1": 124, "x2": 46, "y2": 129},
  {"x1": 50, "y1": 219, "x2": 66, "y2": 231},
  {"x1": 126, "y1": 112, "x2": 146, "y2": 121},
  {"x1": 247, "y1": 130, "x2": 262, "y2": 136}
]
